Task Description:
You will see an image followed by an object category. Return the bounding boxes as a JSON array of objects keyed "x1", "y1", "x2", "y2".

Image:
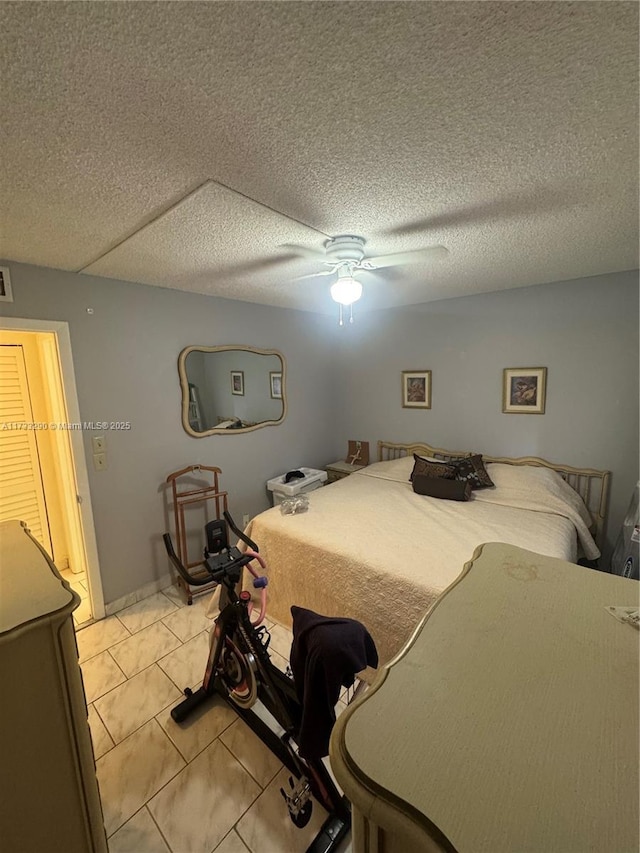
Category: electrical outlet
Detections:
[
  {"x1": 242, "y1": 514, "x2": 250, "y2": 528},
  {"x1": 92, "y1": 435, "x2": 105, "y2": 453},
  {"x1": 93, "y1": 453, "x2": 107, "y2": 471}
]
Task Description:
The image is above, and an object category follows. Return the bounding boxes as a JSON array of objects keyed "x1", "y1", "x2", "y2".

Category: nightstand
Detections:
[{"x1": 325, "y1": 460, "x2": 366, "y2": 483}]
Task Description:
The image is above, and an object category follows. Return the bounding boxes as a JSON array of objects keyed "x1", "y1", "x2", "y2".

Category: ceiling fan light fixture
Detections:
[{"x1": 330, "y1": 273, "x2": 362, "y2": 306}]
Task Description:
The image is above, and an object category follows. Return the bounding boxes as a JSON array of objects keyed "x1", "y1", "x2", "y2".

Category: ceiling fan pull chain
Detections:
[
  {"x1": 338, "y1": 304, "x2": 344, "y2": 326},
  {"x1": 349, "y1": 304, "x2": 354, "y2": 324}
]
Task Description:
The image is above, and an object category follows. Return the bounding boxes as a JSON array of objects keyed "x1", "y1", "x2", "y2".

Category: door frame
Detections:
[{"x1": 0, "y1": 317, "x2": 105, "y2": 619}]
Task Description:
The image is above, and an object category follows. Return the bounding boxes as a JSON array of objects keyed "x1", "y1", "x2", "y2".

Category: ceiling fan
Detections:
[{"x1": 282, "y1": 235, "x2": 448, "y2": 324}]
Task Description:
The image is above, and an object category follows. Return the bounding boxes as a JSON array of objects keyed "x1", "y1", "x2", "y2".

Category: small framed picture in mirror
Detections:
[
  {"x1": 270, "y1": 371, "x2": 282, "y2": 399},
  {"x1": 231, "y1": 370, "x2": 244, "y2": 396}
]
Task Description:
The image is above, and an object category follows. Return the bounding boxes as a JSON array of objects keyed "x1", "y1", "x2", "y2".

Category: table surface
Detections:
[{"x1": 330, "y1": 542, "x2": 640, "y2": 852}]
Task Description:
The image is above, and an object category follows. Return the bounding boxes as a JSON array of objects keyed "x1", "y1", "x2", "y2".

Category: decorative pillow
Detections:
[
  {"x1": 452, "y1": 454, "x2": 495, "y2": 490},
  {"x1": 409, "y1": 453, "x2": 457, "y2": 482},
  {"x1": 412, "y1": 475, "x2": 472, "y2": 501}
]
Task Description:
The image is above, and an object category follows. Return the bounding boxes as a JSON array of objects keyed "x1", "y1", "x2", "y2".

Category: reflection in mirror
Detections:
[{"x1": 179, "y1": 346, "x2": 286, "y2": 437}]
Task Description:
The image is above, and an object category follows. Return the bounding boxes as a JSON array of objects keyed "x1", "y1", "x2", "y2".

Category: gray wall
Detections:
[
  {"x1": 0, "y1": 262, "x2": 343, "y2": 603},
  {"x1": 333, "y1": 270, "x2": 639, "y2": 561},
  {"x1": 1, "y1": 261, "x2": 637, "y2": 604}
]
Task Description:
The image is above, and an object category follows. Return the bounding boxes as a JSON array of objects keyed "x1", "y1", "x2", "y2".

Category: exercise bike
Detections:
[{"x1": 163, "y1": 511, "x2": 351, "y2": 853}]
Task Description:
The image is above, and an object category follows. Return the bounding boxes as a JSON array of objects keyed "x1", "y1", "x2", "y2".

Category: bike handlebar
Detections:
[
  {"x1": 163, "y1": 509, "x2": 258, "y2": 586},
  {"x1": 223, "y1": 509, "x2": 259, "y2": 552}
]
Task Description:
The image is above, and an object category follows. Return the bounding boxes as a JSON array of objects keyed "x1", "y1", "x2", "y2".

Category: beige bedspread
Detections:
[{"x1": 246, "y1": 457, "x2": 598, "y2": 664}]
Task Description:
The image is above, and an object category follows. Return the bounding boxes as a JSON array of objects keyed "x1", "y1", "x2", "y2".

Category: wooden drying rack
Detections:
[{"x1": 166, "y1": 465, "x2": 228, "y2": 604}]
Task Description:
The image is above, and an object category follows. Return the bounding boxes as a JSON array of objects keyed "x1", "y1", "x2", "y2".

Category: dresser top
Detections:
[
  {"x1": 0, "y1": 520, "x2": 76, "y2": 633},
  {"x1": 331, "y1": 542, "x2": 640, "y2": 852}
]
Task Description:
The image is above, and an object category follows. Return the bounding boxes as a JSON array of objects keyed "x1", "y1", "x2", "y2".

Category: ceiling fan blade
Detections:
[
  {"x1": 279, "y1": 243, "x2": 326, "y2": 260},
  {"x1": 366, "y1": 245, "x2": 448, "y2": 268},
  {"x1": 223, "y1": 253, "x2": 298, "y2": 276},
  {"x1": 384, "y1": 184, "x2": 582, "y2": 237},
  {"x1": 292, "y1": 269, "x2": 335, "y2": 282}
]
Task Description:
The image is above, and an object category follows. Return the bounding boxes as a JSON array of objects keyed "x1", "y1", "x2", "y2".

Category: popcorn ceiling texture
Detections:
[{"x1": 1, "y1": 2, "x2": 637, "y2": 313}]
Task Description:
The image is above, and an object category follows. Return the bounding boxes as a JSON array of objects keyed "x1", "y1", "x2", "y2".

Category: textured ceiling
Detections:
[{"x1": 1, "y1": 1, "x2": 638, "y2": 315}]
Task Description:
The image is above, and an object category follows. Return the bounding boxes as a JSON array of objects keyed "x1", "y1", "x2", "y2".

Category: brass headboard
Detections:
[{"x1": 378, "y1": 440, "x2": 611, "y2": 553}]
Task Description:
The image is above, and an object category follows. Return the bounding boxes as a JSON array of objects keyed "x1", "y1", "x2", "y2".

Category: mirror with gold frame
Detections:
[{"x1": 178, "y1": 345, "x2": 287, "y2": 437}]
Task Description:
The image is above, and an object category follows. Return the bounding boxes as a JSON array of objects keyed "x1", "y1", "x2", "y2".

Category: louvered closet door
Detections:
[{"x1": 0, "y1": 345, "x2": 52, "y2": 555}]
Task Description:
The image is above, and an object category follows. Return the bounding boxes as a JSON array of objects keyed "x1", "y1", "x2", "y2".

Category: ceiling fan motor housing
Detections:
[{"x1": 325, "y1": 235, "x2": 366, "y2": 263}]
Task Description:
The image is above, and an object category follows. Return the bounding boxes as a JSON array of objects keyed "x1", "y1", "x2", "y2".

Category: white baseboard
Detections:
[{"x1": 105, "y1": 570, "x2": 174, "y2": 616}]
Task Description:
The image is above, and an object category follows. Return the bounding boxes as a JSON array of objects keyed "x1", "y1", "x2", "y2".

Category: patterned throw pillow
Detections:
[
  {"x1": 409, "y1": 453, "x2": 457, "y2": 482},
  {"x1": 413, "y1": 475, "x2": 472, "y2": 501},
  {"x1": 452, "y1": 454, "x2": 495, "y2": 489}
]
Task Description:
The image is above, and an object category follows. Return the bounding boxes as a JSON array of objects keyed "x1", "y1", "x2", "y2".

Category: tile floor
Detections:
[
  {"x1": 76, "y1": 585, "x2": 353, "y2": 853},
  {"x1": 61, "y1": 565, "x2": 93, "y2": 628}
]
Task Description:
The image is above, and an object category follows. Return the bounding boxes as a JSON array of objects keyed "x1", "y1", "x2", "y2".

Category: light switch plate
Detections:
[
  {"x1": 92, "y1": 436, "x2": 105, "y2": 453},
  {"x1": 93, "y1": 453, "x2": 107, "y2": 471}
]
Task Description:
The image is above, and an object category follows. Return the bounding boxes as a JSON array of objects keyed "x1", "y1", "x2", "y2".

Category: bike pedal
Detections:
[
  {"x1": 255, "y1": 625, "x2": 271, "y2": 651},
  {"x1": 279, "y1": 776, "x2": 294, "y2": 799}
]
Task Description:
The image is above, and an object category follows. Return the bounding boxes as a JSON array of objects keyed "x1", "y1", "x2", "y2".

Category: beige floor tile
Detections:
[
  {"x1": 161, "y1": 594, "x2": 214, "y2": 643},
  {"x1": 116, "y1": 592, "x2": 178, "y2": 634},
  {"x1": 267, "y1": 623, "x2": 293, "y2": 661},
  {"x1": 76, "y1": 615, "x2": 131, "y2": 663},
  {"x1": 155, "y1": 693, "x2": 236, "y2": 763},
  {"x1": 213, "y1": 829, "x2": 251, "y2": 853},
  {"x1": 157, "y1": 630, "x2": 210, "y2": 692},
  {"x1": 109, "y1": 621, "x2": 182, "y2": 678},
  {"x1": 81, "y1": 651, "x2": 126, "y2": 703},
  {"x1": 62, "y1": 567, "x2": 86, "y2": 583},
  {"x1": 108, "y1": 806, "x2": 171, "y2": 853},
  {"x1": 97, "y1": 719, "x2": 185, "y2": 837},
  {"x1": 148, "y1": 740, "x2": 260, "y2": 853},
  {"x1": 161, "y1": 583, "x2": 188, "y2": 609},
  {"x1": 236, "y1": 766, "x2": 329, "y2": 853},
  {"x1": 94, "y1": 664, "x2": 182, "y2": 743},
  {"x1": 69, "y1": 579, "x2": 88, "y2": 599},
  {"x1": 268, "y1": 649, "x2": 290, "y2": 675},
  {"x1": 88, "y1": 703, "x2": 115, "y2": 759},
  {"x1": 74, "y1": 598, "x2": 93, "y2": 626},
  {"x1": 220, "y1": 718, "x2": 283, "y2": 788}
]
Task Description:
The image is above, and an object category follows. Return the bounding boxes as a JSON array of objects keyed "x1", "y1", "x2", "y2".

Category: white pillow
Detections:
[
  {"x1": 358, "y1": 456, "x2": 414, "y2": 483},
  {"x1": 484, "y1": 463, "x2": 593, "y2": 528}
]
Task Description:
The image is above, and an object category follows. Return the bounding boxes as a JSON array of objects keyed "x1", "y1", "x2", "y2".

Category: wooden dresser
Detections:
[
  {"x1": 330, "y1": 542, "x2": 639, "y2": 853},
  {"x1": 0, "y1": 520, "x2": 107, "y2": 852}
]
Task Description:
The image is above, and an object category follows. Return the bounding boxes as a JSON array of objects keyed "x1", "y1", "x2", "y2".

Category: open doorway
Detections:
[{"x1": 0, "y1": 319, "x2": 104, "y2": 627}]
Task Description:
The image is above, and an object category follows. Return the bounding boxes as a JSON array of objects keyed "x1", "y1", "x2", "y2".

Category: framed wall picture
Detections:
[
  {"x1": 503, "y1": 367, "x2": 547, "y2": 414},
  {"x1": 230, "y1": 370, "x2": 244, "y2": 396},
  {"x1": 0, "y1": 267, "x2": 13, "y2": 302},
  {"x1": 269, "y1": 371, "x2": 282, "y2": 399},
  {"x1": 402, "y1": 370, "x2": 431, "y2": 409}
]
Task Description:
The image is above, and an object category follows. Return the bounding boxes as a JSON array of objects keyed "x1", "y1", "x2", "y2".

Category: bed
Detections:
[{"x1": 246, "y1": 440, "x2": 610, "y2": 663}]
